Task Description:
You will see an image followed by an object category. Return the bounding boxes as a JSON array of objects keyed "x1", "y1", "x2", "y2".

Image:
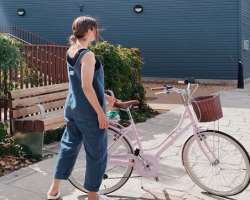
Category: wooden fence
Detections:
[
  {"x1": 0, "y1": 45, "x2": 68, "y2": 122},
  {"x1": 23, "y1": 45, "x2": 68, "y2": 85}
]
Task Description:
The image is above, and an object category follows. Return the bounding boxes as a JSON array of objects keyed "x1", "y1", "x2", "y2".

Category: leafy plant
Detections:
[
  {"x1": 0, "y1": 34, "x2": 23, "y2": 94},
  {"x1": 0, "y1": 122, "x2": 32, "y2": 157},
  {"x1": 0, "y1": 122, "x2": 7, "y2": 142},
  {"x1": 90, "y1": 41, "x2": 158, "y2": 122},
  {"x1": 0, "y1": 123, "x2": 41, "y2": 176},
  {"x1": 44, "y1": 127, "x2": 64, "y2": 144},
  {"x1": 0, "y1": 34, "x2": 22, "y2": 71}
]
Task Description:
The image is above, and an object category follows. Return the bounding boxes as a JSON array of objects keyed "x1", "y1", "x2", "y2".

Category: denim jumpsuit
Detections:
[{"x1": 53, "y1": 48, "x2": 107, "y2": 192}]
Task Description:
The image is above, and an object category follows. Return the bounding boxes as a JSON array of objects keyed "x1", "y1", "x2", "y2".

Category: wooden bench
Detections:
[
  {"x1": 8, "y1": 82, "x2": 140, "y2": 156},
  {"x1": 8, "y1": 83, "x2": 69, "y2": 155}
]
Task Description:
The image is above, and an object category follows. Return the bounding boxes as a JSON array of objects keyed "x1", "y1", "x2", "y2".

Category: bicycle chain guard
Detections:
[{"x1": 134, "y1": 154, "x2": 160, "y2": 178}]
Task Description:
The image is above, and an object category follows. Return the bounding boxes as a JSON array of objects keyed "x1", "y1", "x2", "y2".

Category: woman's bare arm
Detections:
[{"x1": 80, "y1": 51, "x2": 108, "y2": 128}]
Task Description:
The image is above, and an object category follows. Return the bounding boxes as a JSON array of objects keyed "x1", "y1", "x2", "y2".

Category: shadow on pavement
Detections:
[
  {"x1": 75, "y1": 188, "x2": 184, "y2": 200},
  {"x1": 201, "y1": 192, "x2": 238, "y2": 200},
  {"x1": 76, "y1": 194, "x2": 164, "y2": 200}
]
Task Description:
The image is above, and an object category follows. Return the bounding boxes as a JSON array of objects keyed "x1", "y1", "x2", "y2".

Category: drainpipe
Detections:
[{"x1": 237, "y1": 60, "x2": 244, "y2": 89}]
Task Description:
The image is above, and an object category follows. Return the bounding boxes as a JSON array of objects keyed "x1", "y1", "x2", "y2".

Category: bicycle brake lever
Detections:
[
  {"x1": 163, "y1": 84, "x2": 173, "y2": 90},
  {"x1": 163, "y1": 85, "x2": 173, "y2": 94},
  {"x1": 167, "y1": 85, "x2": 173, "y2": 90}
]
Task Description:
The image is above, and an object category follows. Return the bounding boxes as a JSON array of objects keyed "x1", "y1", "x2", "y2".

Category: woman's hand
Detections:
[{"x1": 97, "y1": 111, "x2": 109, "y2": 129}]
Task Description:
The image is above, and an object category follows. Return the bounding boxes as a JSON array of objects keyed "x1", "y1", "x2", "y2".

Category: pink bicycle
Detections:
[{"x1": 69, "y1": 82, "x2": 250, "y2": 197}]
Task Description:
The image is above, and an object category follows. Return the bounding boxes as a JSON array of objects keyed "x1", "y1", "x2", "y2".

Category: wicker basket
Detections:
[{"x1": 191, "y1": 95, "x2": 223, "y2": 122}]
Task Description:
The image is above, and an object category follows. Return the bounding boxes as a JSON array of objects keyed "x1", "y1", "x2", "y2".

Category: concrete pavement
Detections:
[{"x1": 0, "y1": 85, "x2": 250, "y2": 200}]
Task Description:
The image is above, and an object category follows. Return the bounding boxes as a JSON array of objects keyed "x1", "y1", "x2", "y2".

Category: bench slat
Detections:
[
  {"x1": 14, "y1": 120, "x2": 44, "y2": 132},
  {"x1": 44, "y1": 116, "x2": 66, "y2": 131},
  {"x1": 14, "y1": 109, "x2": 63, "y2": 121},
  {"x1": 10, "y1": 83, "x2": 70, "y2": 136},
  {"x1": 13, "y1": 99, "x2": 66, "y2": 118},
  {"x1": 10, "y1": 83, "x2": 68, "y2": 99},
  {"x1": 44, "y1": 121, "x2": 65, "y2": 131},
  {"x1": 12, "y1": 91, "x2": 68, "y2": 108},
  {"x1": 14, "y1": 109, "x2": 65, "y2": 132}
]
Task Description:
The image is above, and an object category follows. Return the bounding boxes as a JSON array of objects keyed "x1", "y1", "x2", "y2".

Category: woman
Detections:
[{"x1": 47, "y1": 16, "x2": 116, "y2": 200}]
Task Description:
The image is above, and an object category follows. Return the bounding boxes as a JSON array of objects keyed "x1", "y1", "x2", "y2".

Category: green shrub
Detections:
[
  {"x1": 0, "y1": 122, "x2": 32, "y2": 158},
  {"x1": 44, "y1": 127, "x2": 64, "y2": 144},
  {"x1": 0, "y1": 34, "x2": 23, "y2": 94},
  {"x1": 0, "y1": 122, "x2": 7, "y2": 142},
  {"x1": 90, "y1": 41, "x2": 158, "y2": 122},
  {"x1": 0, "y1": 34, "x2": 22, "y2": 71}
]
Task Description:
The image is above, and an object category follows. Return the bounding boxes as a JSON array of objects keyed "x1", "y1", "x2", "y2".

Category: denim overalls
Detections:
[{"x1": 53, "y1": 48, "x2": 107, "y2": 192}]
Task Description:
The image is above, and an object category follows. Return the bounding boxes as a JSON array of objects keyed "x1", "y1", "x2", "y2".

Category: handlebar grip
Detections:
[
  {"x1": 165, "y1": 85, "x2": 173, "y2": 90},
  {"x1": 178, "y1": 78, "x2": 196, "y2": 85}
]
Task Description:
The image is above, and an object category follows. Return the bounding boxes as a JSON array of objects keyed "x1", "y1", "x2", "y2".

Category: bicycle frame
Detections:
[{"x1": 108, "y1": 85, "x2": 218, "y2": 168}]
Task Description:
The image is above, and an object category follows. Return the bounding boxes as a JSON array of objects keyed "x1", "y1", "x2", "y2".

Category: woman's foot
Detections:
[
  {"x1": 47, "y1": 190, "x2": 61, "y2": 200},
  {"x1": 47, "y1": 179, "x2": 61, "y2": 199},
  {"x1": 47, "y1": 187, "x2": 60, "y2": 200},
  {"x1": 47, "y1": 188, "x2": 59, "y2": 196}
]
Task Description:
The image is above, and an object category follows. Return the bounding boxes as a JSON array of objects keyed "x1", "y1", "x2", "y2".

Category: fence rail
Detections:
[
  {"x1": 0, "y1": 44, "x2": 68, "y2": 122},
  {"x1": 0, "y1": 24, "x2": 55, "y2": 45}
]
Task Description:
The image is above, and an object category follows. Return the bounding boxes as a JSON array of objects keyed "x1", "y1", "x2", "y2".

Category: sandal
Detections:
[
  {"x1": 47, "y1": 191, "x2": 61, "y2": 200},
  {"x1": 98, "y1": 194, "x2": 110, "y2": 200}
]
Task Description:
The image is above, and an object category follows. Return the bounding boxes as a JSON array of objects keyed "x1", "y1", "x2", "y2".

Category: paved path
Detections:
[{"x1": 0, "y1": 86, "x2": 250, "y2": 200}]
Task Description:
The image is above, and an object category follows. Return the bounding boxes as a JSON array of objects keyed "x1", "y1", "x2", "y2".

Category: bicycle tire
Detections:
[
  {"x1": 182, "y1": 130, "x2": 250, "y2": 196},
  {"x1": 68, "y1": 126, "x2": 134, "y2": 195}
]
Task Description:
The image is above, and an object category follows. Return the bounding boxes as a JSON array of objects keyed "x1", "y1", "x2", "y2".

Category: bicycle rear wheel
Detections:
[
  {"x1": 182, "y1": 130, "x2": 250, "y2": 196},
  {"x1": 68, "y1": 127, "x2": 134, "y2": 195}
]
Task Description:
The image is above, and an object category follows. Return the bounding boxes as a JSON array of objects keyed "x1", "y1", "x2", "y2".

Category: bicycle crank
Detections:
[{"x1": 134, "y1": 154, "x2": 160, "y2": 177}]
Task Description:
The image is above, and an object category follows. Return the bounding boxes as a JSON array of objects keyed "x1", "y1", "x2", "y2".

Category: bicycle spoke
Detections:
[
  {"x1": 68, "y1": 128, "x2": 133, "y2": 195},
  {"x1": 182, "y1": 131, "x2": 250, "y2": 196}
]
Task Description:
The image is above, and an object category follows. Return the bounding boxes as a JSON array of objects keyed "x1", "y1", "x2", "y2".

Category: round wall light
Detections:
[
  {"x1": 133, "y1": 5, "x2": 143, "y2": 14},
  {"x1": 16, "y1": 8, "x2": 26, "y2": 16}
]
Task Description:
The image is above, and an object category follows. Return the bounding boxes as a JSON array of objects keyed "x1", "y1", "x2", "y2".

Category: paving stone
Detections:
[{"x1": 0, "y1": 85, "x2": 250, "y2": 199}]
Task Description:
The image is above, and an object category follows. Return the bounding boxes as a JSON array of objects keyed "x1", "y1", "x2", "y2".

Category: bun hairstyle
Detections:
[
  {"x1": 69, "y1": 35, "x2": 77, "y2": 45},
  {"x1": 69, "y1": 16, "x2": 99, "y2": 45}
]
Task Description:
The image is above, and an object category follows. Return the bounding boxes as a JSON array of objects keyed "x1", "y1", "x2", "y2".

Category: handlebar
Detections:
[
  {"x1": 151, "y1": 86, "x2": 166, "y2": 91},
  {"x1": 150, "y1": 80, "x2": 199, "y2": 99}
]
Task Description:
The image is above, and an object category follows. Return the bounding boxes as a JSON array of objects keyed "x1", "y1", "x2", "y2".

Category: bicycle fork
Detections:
[
  {"x1": 187, "y1": 106, "x2": 219, "y2": 166},
  {"x1": 194, "y1": 130, "x2": 220, "y2": 166}
]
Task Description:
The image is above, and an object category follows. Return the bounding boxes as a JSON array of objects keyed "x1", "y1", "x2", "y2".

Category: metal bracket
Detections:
[{"x1": 37, "y1": 104, "x2": 46, "y2": 118}]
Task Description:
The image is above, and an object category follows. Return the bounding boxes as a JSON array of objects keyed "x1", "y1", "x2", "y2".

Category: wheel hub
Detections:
[{"x1": 211, "y1": 159, "x2": 220, "y2": 166}]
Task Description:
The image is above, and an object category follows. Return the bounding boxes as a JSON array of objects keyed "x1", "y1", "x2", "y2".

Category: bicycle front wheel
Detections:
[
  {"x1": 182, "y1": 130, "x2": 250, "y2": 196},
  {"x1": 68, "y1": 127, "x2": 134, "y2": 195}
]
